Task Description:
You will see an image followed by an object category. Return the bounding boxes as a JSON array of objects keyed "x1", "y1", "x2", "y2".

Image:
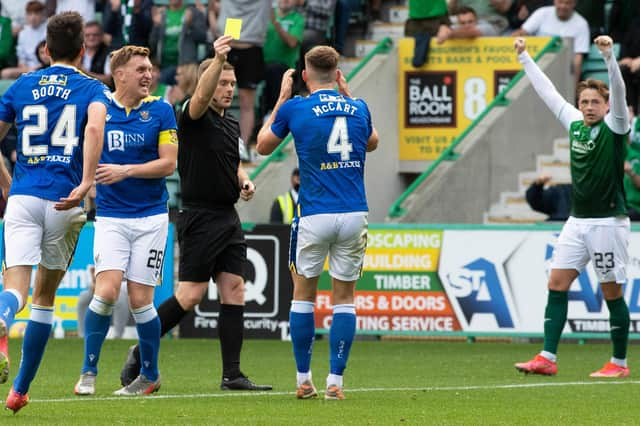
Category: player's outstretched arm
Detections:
[
  {"x1": 256, "y1": 68, "x2": 294, "y2": 155},
  {"x1": 514, "y1": 37, "x2": 579, "y2": 130},
  {"x1": 55, "y1": 102, "x2": 107, "y2": 211},
  {"x1": 189, "y1": 35, "x2": 232, "y2": 120},
  {"x1": 596, "y1": 35, "x2": 630, "y2": 134}
]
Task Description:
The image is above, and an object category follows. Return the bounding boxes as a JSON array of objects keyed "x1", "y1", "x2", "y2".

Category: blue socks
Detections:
[
  {"x1": 133, "y1": 304, "x2": 160, "y2": 381},
  {"x1": 0, "y1": 289, "x2": 22, "y2": 329},
  {"x1": 329, "y1": 304, "x2": 356, "y2": 376},
  {"x1": 13, "y1": 305, "x2": 54, "y2": 394},
  {"x1": 81, "y1": 296, "x2": 114, "y2": 375},
  {"x1": 290, "y1": 301, "x2": 315, "y2": 374}
]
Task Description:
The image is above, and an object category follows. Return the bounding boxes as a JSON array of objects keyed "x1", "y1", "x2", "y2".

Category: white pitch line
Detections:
[{"x1": 32, "y1": 380, "x2": 640, "y2": 404}]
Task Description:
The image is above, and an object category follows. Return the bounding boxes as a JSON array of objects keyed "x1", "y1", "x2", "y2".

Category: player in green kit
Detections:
[{"x1": 514, "y1": 35, "x2": 632, "y2": 378}]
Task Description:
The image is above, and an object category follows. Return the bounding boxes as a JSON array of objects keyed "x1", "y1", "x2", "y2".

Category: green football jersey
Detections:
[{"x1": 569, "y1": 119, "x2": 628, "y2": 218}]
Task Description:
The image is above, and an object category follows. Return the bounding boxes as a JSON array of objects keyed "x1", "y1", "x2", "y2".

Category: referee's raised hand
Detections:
[{"x1": 213, "y1": 35, "x2": 233, "y2": 62}]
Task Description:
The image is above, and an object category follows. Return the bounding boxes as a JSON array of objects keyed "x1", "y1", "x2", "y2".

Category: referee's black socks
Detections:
[
  {"x1": 158, "y1": 295, "x2": 188, "y2": 336},
  {"x1": 219, "y1": 304, "x2": 244, "y2": 379}
]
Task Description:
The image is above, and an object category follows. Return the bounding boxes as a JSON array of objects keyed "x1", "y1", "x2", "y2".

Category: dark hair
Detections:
[
  {"x1": 456, "y1": 6, "x2": 477, "y2": 17},
  {"x1": 46, "y1": 12, "x2": 85, "y2": 62},
  {"x1": 292, "y1": 168, "x2": 299, "y2": 176},
  {"x1": 35, "y1": 40, "x2": 48, "y2": 67},
  {"x1": 25, "y1": 0, "x2": 45, "y2": 14}
]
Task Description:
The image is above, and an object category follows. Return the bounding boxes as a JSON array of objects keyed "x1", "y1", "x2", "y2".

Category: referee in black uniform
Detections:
[{"x1": 119, "y1": 35, "x2": 272, "y2": 391}]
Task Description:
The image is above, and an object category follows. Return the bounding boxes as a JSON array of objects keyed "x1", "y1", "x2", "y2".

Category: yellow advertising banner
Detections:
[{"x1": 398, "y1": 36, "x2": 552, "y2": 160}]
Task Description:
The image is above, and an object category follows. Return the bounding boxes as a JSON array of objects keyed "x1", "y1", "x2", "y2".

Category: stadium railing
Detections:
[
  {"x1": 248, "y1": 36, "x2": 394, "y2": 181},
  {"x1": 387, "y1": 36, "x2": 564, "y2": 220}
]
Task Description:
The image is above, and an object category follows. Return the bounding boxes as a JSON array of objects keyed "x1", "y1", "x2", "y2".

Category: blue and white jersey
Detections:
[
  {"x1": 0, "y1": 64, "x2": 111, "y2": 201},
  {"x1": 96, "y1": 96, "x2": 178, "y2": 218},
  {"x1": 271, "y1": 89, "x2": 373, "y2": 217}
]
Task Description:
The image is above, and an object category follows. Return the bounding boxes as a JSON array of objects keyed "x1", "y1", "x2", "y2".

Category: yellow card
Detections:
[{"x1": 224, "y1": 18, "x2": 242, "y2": 39}]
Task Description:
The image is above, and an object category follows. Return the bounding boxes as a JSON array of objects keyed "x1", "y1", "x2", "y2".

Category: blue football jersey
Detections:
[
  {"x1": 96, "y1": 96, "x2": 178, "y2": 218},
  {"x1": 271, "y1": 89, "x2": 373, "y2": 217},
  {"x1": 0, "y1": 64, "x2": 111, "y2": 201}
]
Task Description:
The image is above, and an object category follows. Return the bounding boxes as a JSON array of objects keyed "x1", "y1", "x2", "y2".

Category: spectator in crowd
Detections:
[
  {"x1": 269, "y1": 167, "x2": 300, "y2": 224},
  {"x1": 438, "y1": 5, "x2": 499, "y2": 42},
  {"x1": 102, "y1": 0, "x2": 153, "y2": 48},
  {"x1": 149, "y1": 0, "x2": 187, "y2": 84},
  {"x1": 82, "y1": 21, "x2": 112, "y2": 87},
  {"x1": 624, "y1": 116, "x2": 640, "y2": 220},
  {"x1": 404, "y1": 0, "x2": 450, "y2": 68},
  {"x1": 263, "y1": 0, "x2": 304, "y2": 115},
  {"x1": 0, "y1": 4, "x2": 16, "y2": 69},
  {"x1": 1, "y1": 1, "x2": 46, "y2": 79},
  {"x1": 512, "y1": 0, "x2": 590, "y2": 86},
  {"x1": 575, "y1": 0, "x2": 604, "y2": 39},
  {"x1": 449, "y1": 0, "x2": 509, "y2": 35},
  {"x1": 618, "y1": 17, "x2": 640, "y2": 116},
  {"x1": 525, "y1": 175, "x2": 572, "y2": 221},
  {"x1": 369, "y1": 0, "x2": 381, "y2": 21},
  {"x1": 150, "y1": 60, "x2": 171, "y2": 100},
  {"x1": 178, "y1": 0, "x2": 208, "y2": 66},
  {"x1": 300, "y1": 0, "x2": 336, "y2": 53},
  {"x1": 608, "y1": 0, "x2": 638, "y2": 44},
  {"x1": 215, "y1": 0, "x2": 270, "y2": 157},
  {"x1": 46, "y1": 0, "x2": 95, "y2": 23},
  {"x1": 34, "y1": 39, "x2": 49, "y2": 69},
  {"x1": 503, "y1": 0, "x2": 551, "y2": 32},
  {"x1": 1, "y1": 0, "x2": 35, "y2": 36},
  {"x1": 169, "y1": 62, "x2": 198, "y2": 117}
]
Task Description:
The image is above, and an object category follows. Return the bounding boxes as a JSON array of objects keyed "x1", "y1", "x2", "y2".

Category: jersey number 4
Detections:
[
  {"x1": 22, "y1": 105, "x2": 79, "y2": 156},
  {"x1": 327, "y1": 116, "x2": 352, "y2": 161}
]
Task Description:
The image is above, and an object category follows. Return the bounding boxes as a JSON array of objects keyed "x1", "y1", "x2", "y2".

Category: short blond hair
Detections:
[
  {"x1": 305, "y1": 45, "x2": 339, "y2": 84},
  {"x1": 197, "y1": 58, "x2": 234, "y2": 79},
  {"x1": 110, "y1": 45, "x2": 150, "y2": 72}
]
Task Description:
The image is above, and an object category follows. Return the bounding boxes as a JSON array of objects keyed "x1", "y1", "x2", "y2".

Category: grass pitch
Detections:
[{"x1": 1, "y1": 337, "x2": 639, "y2": 424}]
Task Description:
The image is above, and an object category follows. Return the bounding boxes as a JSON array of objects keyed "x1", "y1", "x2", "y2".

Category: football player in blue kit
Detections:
[
  {"x1": 257, "y1": 45, "x2": 379, "y2": 400},
  {"x1": 0, "y1": 12, "x2": 110, "y2": 413},
  {"x1": 73, "y1": 45, "x2": 178, "y2": 397}
]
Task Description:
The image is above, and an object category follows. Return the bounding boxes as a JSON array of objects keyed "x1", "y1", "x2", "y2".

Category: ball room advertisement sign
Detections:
[{"x1": 398, "y1": 36, "x2": 551, "y2": 161}]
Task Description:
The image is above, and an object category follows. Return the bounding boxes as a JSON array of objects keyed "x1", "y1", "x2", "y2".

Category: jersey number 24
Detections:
[{"x1": 22, "y1": 105, "x2": 79, "y2": 156}]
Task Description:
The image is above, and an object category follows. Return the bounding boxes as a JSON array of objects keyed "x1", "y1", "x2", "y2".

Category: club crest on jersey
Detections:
[
  {"x1": 139, "y1": 110, "x2": 151, "y2": 122},
  {"x1": 39, "y1": 74, "x2": 67, "y2": 86}
]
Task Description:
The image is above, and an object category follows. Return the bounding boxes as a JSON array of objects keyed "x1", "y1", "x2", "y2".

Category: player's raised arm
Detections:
[
  {"x1": 514, "y1": 37, "x2": 580, "y2": 130},
  {"x1": 189, "y1": 35, "x2": 232, "y2": 120},
  {"x1": 596, "y1": 35, "x2": 630, "y2": 134},
  {"x1": 256, "y1": 68, "x2": 295, "y2": 155}
]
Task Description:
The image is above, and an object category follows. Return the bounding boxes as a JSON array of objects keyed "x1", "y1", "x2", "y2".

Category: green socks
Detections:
[
  {"x1": 607, "y1": 297, "x2": 630, "y2": 360},
  {"x1": 543, "y1": 290, "x2": 568, "y2": 355}
]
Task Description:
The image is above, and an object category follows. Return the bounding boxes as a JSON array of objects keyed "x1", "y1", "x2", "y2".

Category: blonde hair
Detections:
[
  {"x1": 110, "y1": 45, "x2": 150, "y2": 72},
  {"x1": 577, "y1": 78, "x2": 609, "y2": 102}
]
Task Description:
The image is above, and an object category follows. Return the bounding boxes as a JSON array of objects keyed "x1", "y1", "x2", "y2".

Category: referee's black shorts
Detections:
[{"x1": 177, "y1": 207, "x2": 247, "y2": 282}]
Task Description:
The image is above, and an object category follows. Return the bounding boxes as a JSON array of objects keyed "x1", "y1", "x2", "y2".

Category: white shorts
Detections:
[
  {"x1": 551, "y1": 216, "x2": 630, "y2": 283},
  {"x1": 3, "y1": 195, "x2": 86, "y2": 270},
  {"x1": 94, "y1": 213, "x2": 168, "y2": 286},
  {"x1": 290, "y1": 212, "x2": 368, "y2": 281}
]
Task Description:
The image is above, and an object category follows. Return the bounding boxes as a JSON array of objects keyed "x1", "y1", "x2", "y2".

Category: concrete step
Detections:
[
  {"x1": 354, "y1": 39, "x2": 379, "y2": 57},
  {"x1": 369, "y1": 22, "x2": 405, "y2": 41},
  {"x1": 536, "y1": 155, "x2": 570, "y2": 182},
  {"x1": 484, "y1": 207, "x2": 548, "y2": 224},
  {"x1": 388, "y1": 5, "x2": 408, "y2": 24},
  {"x1": 339, "y1": 57, "x2": 361, "y2": 76},
  {"x1": 553, "y1": 137, "x2": 570, "y2": 162}
]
